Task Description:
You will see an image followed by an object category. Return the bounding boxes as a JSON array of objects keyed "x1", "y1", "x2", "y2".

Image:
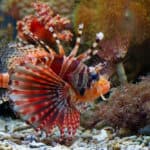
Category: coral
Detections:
[
  {"x1": 97, "y1": 76, "x2": 150, "y2": 132},
  {"x1": 74, "y1": 0, "x2": 150, "y2": 45}
]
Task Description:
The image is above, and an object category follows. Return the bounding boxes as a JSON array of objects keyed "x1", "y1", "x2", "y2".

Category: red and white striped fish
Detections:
[{"x1": 8, "y1": 24, "x2": 110, "y2": 138}]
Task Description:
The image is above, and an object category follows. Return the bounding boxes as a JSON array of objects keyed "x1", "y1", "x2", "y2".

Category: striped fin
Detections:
[
  {"x1": 49, "y1": 27, "x2": 65, "y2": 56},
  {"x1": 9, "y1": 62, "x2": 80, "y2": 137},
  {"x1": 69, "y1": 23, "x2": 84, "y2": 57},
  {"x1": 77, "y1": 32, "x2": 104, "y2": 62}
]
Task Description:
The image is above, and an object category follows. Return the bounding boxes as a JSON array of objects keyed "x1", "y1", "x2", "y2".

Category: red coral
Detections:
[{"x1": 17, "y1": 2, "x2": 72, "y2": 46}]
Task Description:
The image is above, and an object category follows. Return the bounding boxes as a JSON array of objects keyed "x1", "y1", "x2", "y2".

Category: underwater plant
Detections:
[{"x1": 96, "y1": 76, "x2": 150, "y2": 132}]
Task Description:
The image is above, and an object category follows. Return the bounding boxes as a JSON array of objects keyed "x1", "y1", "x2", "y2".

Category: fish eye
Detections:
[
  {"x1": 89, "y1": 67, "x2": 99, "y2": 81},
  {"x1": 91, "y1": 72, "x2": 99, "y2": 81}
]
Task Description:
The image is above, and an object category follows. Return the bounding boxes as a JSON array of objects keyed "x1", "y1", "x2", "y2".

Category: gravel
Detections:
[{"x1": 0, "y1": 117, "x2": 150, "y2": 150}]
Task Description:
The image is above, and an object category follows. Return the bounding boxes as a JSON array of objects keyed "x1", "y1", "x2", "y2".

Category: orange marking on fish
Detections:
[
  {"x1": 0, "y1": 73, "x2": 9, "y2": 88},
  {"x1": 76, "y1": 77, "x2": 110, "y2": 102}
]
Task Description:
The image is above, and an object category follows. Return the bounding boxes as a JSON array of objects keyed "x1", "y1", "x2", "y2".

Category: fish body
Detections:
[
  {"x1": 0, "y1": 31, "x2": 110, "y2": 139},
  {"x1": 8, "y1": 37, "x2": 110, "y2": 138},
  {"x1": 0, "y1": 2, "x2": 110, "y2": 139}
]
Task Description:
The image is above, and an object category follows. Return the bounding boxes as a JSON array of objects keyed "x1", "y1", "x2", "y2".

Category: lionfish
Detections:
[
  {"x1": 6, "y1": 24, "x2": 110, "y2": 138},
  {"x1": 0, "y1": 2, "x2": 110, "y2": 139}
]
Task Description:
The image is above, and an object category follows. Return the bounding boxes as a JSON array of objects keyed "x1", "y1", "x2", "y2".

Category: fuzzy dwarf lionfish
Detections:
[
  {"x1": 0, "y1": 3, "x2": 110, "y2": 139},
  {"x1": 0, "y1": 25, "x2": 110, "y2": 138}
]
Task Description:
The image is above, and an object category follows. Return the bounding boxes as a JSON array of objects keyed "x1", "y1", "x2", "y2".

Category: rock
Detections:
[
  {"x1": 94, "y1": 121, "x2": 108, "y2": 130},
  {"x1": 92, "y1": 129, "x2": 108, "y2": 142},
  {"x1": 0, "y1": 119, "x2": 6, "y2": 131},
  {"x1": 138, "y1": 125, "x2": 150, "y2": 135},
  {"x1": 0, "y1": 142, "x2": 13, "y2": 150},
  {"x1": 81, "y1": 130, "x2": 92, "y2": 138},
  {"x1": 49, "y1": 144, "x2": 70, "y2": 150},
  {"x1": 113, "y1": 143, "x2": 121, "y2": 150},
  {"x1": 118, "y1": 128, "x2": 132, "y2": 137},
  {"x1": 0, "y1": 117, "x2": 150, "y2": 149},
  {"x1": 29, "y1": 141, "x2": 45, "y2": 148}
]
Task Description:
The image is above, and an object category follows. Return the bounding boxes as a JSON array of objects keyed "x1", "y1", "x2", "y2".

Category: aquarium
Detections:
[{"x1": 0, "y1": 0, "x2": 150, "y2": 150}]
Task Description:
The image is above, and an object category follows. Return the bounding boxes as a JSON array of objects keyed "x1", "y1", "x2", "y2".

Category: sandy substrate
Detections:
[{"x1": 0, "y1": 117, "x2": 149, "y2": 150}]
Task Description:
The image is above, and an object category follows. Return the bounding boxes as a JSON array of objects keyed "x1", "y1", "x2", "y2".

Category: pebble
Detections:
[
  {"x1": 0, "y1": 142, "x2": 13, "y2": 150},
  {"x1": 29, "y1": 141, "x2": 46, "y2": 148},
  {"x1": 0, "y1": 117, "x2": 150, "y2": 150},
  {"x1": 81, "y1": 130, "x2": 92, "y2": 138},
  {"x1": 92, "y1": 129, "x2": 108, "y2": 142},
  {"x1": 49, "y1": 144, "x2": 70, "y2": 150},
  {"x1": 0, "y1": 119, "x2": 6, "y2": 131}
]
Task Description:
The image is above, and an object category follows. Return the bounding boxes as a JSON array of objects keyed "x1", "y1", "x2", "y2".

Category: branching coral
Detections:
[{"x1": 97, "y1": 76, "x2": 150, "y2": 132}]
